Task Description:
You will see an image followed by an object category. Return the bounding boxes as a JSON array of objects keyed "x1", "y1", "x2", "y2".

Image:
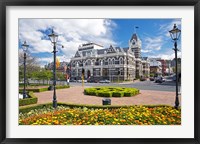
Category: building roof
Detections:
[
  {"x1": 142, "y1": 57, "x2": 148, "y2": 60},
  {"x1": 130, "y1": 33, "x2": 138, "y2": 41},
  {"x1": 122, "y1": 47, "x2": 129, "y2": 52}
]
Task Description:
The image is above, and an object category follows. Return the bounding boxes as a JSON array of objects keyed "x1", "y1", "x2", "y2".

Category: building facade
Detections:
[
  {"x1": 157, "y1": 59, "x2": 167, "y2": 75},
  {"x1": 70, "y1": 33, "x2": 150, "y2": 82},
  {"x1": 149, "y1": 58, "x2": 162, "y2": 76}
]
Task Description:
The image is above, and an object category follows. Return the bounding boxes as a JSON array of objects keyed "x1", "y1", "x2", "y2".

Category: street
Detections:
[{"x1": 70, "y1": 77, "x2": 181, "y2": 92}]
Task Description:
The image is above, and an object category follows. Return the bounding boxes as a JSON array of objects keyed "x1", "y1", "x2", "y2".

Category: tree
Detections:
[
  {"x1": 30, "y1": 69, "x2": 53, "y2": 85},
  {"x1": 19, "y1": 52, "x2": 41, "y2": 83},
  {"x1": 56, "y1": 72, "x2": 65, "y2": 81}
]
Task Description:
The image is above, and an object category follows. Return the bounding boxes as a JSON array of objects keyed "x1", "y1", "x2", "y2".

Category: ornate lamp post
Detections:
[
  {"x1": 48, "y1": 29, "x2": 58, "y2": 108},
  {"x1": 22, "y1": 41, "x2": 29, "y2": 99},
  {"x1": 169, "y1": 24, "x2": 181, "y2": 109}
]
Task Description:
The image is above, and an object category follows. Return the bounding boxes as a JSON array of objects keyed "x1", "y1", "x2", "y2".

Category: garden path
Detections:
[{"x1": 33, "y1": 86, "x2": 181, "y2": 106}]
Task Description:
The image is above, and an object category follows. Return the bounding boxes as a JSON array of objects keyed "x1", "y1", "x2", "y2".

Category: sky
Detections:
[{"x1": 19, "y1": 18, "x2": 181, "y2": 67}]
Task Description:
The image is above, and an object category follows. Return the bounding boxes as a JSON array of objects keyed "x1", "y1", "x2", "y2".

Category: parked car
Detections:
[
  {"x1": 140, "y1": 76, "x2": 147, "y2": 81},
  {"x1": 69, "y1": 78, "x2": 77, "y2": 82},
  {"x1": 99, "y1": 80, "x2": 110, "y2": 83},
  {"x1": 155, "y1": 77, "x2": 165, "y2": 83},
  {"x1": 87, "y1": 78, "x2": 98, "y2": 83},
  {"x1": 149, "y1": 77, "x2": 155, "y2": 81}
]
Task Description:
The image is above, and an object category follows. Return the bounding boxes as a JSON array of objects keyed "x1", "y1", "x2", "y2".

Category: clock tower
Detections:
[{"x1": 129, "y1": 33, "x2": 142, "y2": 58}]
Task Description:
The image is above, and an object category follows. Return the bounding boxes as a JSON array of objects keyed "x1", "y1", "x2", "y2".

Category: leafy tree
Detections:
[
  {"x1": 19, "y1": 52, "x2": 40, "y2": 83},
  {"x1": 56, "y1": 71, "x2": 65, "y2": 81}
]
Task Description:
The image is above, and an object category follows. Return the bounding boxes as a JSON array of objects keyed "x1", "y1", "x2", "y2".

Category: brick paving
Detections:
[{"x1": 33, "y1": 86, "x2": 181, "y2": 106}]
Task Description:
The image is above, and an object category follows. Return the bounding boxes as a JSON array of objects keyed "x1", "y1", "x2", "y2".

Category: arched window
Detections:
[
  {"x1": 76, "y1": 61, "x2": 79, "y2": 67},
  {"x1": 86, "y1": 59, "x2": 91, "y2": 66},
  {"x1": 99, "y1": 60, "x2": 102, "y2": 65},
  {"x1": 101, "y1": 60, "x2": 105, "y2": 65},
  {"x1": 112, "y1": 58, "x2": 115, "y2": 65},
  {"x1": 119, "y1": 57, "x2": 123, "y2": 64},
  {"x1": 92, "y1": 59, "x2": 95, "y2": 65},
  {"x1": 108, "y1": 58, "x2": 112, "y2": 65}
]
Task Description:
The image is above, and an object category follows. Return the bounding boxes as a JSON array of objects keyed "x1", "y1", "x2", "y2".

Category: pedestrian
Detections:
[{"x1": 67, "y1": 78, "x2": 69, "y2": 86}]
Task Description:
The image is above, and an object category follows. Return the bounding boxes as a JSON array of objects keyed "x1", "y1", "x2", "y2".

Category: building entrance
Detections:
[{"x1": 87, "y1": 70, "x2": 91, "y2": 78}]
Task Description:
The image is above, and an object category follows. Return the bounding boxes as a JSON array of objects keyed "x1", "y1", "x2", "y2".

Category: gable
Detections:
[
  {"x1": 107, "y1": 45, "x2": 116, "y2": 53},
  {"x1": 74, "y1": 51, "x2": 81, "y2": 57}
]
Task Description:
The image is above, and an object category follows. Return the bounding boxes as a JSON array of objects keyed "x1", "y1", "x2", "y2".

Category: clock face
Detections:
[{"x1": 132, "y1": 40, "x2": 136, "y2": 45}]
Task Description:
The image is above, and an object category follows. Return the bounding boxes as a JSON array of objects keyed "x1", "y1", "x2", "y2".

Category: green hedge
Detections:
[
  {"x1": 19, "y1": 85, "x2": 70, "y2": 93},
  {"x1": 19, "y1": 87, "x2": 48, "y2": 93},
  {"x1": 98, "y1": 91, "x2": 112, "y2": 97},
  {"x1": 19, "y1": 102, "x2": 175, "y2": 114},
  {"x1": 112, "y1": 91, "x2": 124, "y2": 97},
  {"x1": 124, "y1": 91, "x2": 134, "y2": 97},
  {"x1": 19, "y1": 92, "x2": 38, "y2": 106},
  {"x1": 84, "y1": 87, "x2": 139, "y2": 98},
  {"x1": 56, "y1": 85, "x2": 70, "y2": 89}
]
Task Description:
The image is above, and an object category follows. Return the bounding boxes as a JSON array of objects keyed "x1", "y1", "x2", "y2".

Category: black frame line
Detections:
[{"x1": 0, "y1": 0, "x2": 199, "y2": 144}]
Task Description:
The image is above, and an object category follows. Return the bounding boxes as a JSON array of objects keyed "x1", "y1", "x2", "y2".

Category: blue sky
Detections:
[{"x1": 19, "y1": 18, "x2": 181, "y2": 66}]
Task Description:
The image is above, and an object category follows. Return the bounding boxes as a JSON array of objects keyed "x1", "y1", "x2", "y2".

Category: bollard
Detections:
[{"x1": 102, "y1": 99, "x2": 111, "y2": 105}]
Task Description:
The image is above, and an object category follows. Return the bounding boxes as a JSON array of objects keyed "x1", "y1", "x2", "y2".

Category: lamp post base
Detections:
[
  {"x1": 174, "y1": 105, "x2": 179, "y2": 109},
  {"x1": 53, "y1": 100, "x2": 57, "y2": 108},
  {"x1": 23, "y1": 93, "x2": 27, "y2": 99}
]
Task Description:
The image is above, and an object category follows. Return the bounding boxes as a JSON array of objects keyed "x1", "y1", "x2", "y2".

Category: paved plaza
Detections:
[{"x1": 33, "y1": 85, "x2": 181, "y2": 106}]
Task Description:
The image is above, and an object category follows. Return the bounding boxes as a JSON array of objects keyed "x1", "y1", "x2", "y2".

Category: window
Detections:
[
  {"x1": 86, "y1": 59, "x2": 91, "y2": 66},
  {"x1": 108, "y1": 58, "x2": 112, "y2": 65},
  {"x1": 112, "y1": 58, "x2": 115, "y2": 65},
  {"x1": 119, "y1": 57, "x2": 123, "y2": 65}
]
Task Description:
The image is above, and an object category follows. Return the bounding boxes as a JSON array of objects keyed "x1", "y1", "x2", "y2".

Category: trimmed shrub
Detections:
[
  {"x1": 19, "y1": 91, "x2": 38, "y2": 106},
  {"x1": 19, "y1": 85, "x2": 70, "y2": 93},
  {"x1": 98, "y1": 91, "x2": 112, "y2": 97},
  {"x1": 19, "y1": 103, "x2": 52, "y2": 113},
  {"x1": 112, "y1": 91, "x2": 124, "y2": 97},
  {"x1": 124, "y1": 91, "x2": 134, "y2": 97},
  {"x1": 84, "y1": 87, "x2": 139, "y2": 98},
  {"x1": 19, "y1": 102, "x2": 175, "y2": 114},
  {"x1": 56, "y1": 85, "x2": 70, "y2": 89}
]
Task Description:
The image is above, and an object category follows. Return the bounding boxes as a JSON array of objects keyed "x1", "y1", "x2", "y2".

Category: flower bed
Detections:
[
  {"x1": 19, "y1": 105, "x2": 181, "y2": 125},
  {"x1": 84, "y1": 87, "x2": 139, "y2": 97}
]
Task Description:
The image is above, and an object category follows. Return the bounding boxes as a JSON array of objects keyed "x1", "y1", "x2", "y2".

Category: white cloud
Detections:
[
  {"x1": 141, "y1": 49, "x2": 151, "y2": 53},
  {"x1": 19, "y1": 19, "x2": 117, "y2": 65},
  {"x1": 38, "y1": 57, "x2": 53, "y2": 63},
  {"x1": 143, "y1": 36, "x2": 163, "y2": 51},
  {"x1": 141, "y1": 19, "x2": 181, "y2": 57},
  {"x1": 148, "y1": 51, "x2": 181, "y2": 60},
  {"x1": 159, "y1": 19, "x2": 181, "y2": 37}
]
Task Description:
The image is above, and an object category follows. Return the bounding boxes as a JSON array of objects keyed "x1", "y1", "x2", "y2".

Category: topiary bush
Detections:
[
  {"x1": 112, "y1": 91, "x2": 124, "y2": 97},
  {"x1": 98, "y1": 91, "x2": 112, "y2": 97},
  {"x1": 56, "y1": 85, "x2": 70, "y2": 89},
  {"x1": 19, "y1": 91, "x2": 38, "y2": 106},
  {"x1": 84, "y1": 87, "x2": 139, "y2": 98},
  {"x1": 124, "y1": 91, "x2": 134, "y2": 97},
  {"x1": 19, "y1": 85, "x2": 70, "y2": 93}
]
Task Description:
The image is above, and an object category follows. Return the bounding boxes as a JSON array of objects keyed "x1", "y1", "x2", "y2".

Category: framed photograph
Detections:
[{"x1": 0, "y1": 0, "x2": 199, "y2": 144}]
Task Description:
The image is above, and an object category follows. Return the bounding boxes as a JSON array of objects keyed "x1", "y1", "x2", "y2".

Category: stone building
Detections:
[
  {"x1": 149, "y1": 58, "x2": 162, "y2": 76},
  {"x1": 70, "y1": 33, "x2": 150, "y2": 82}
]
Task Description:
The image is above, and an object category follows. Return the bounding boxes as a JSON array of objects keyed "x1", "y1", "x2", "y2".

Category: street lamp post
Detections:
[
  {"x1": 22, "y1": 41, "x2": 29, "y2": 99},
  {"x1": 48, "y1": 29, "x2": 58, "y2": 108},
  {"x1": 169, "y1": 24, "x2": 181, "y2": 109}
]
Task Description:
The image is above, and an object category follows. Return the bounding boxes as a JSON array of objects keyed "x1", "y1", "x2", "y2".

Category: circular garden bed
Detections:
[{"x1": 84, "y1": 87, "x2": 140, "y2": 97}]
